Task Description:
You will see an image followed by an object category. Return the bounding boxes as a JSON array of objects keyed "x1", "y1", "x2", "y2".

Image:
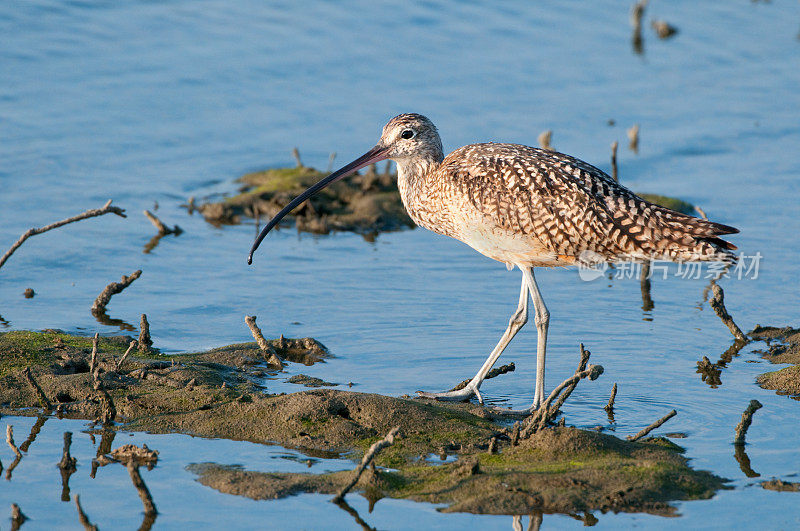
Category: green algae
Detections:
[{"x1": 1, "y1": 330, "x2": 726, "y2": 516}]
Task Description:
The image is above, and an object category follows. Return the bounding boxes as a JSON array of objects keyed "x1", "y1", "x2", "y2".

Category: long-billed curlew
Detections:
[{"x1": 248, "y1": 114, "x2": 738, "y2": 412}]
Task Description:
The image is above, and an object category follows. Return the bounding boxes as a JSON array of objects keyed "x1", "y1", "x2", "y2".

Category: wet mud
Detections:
[
  {"x1": 749, "y1": 325, "x2": 800, "y2": 397},
  {"x1": 197, "y1": 164, "x2": 413, "y2": 236},
  {"x1": 0, "y1": 330, "x2": 725, "y2": 516}
]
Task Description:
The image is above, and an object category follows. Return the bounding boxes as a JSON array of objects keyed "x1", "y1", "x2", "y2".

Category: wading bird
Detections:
[{"x1": 247, "y1": 114, "x2": 738, "y2": 413}]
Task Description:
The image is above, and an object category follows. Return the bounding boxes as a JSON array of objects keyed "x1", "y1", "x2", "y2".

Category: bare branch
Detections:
[
  {"x1": 627, "y1": 410, "x2": 677, "y2": 441},
  {"x1": 709, "y1": 284, "x2": 747, "y2": 342},
  {"x1": 143, "y1": 210, "x2": 182, "y2": 236},
  {"x1": 116, "y1": 340, "x2": 137, "y2": 371},
  {"x1": 91, "y1": 270, "x2": 142, "y2": 315},
  {"x1": 245, "y1": 315, "x2": 283, "y2": 368},
  {"x1": 734, "y1": 400, "x2": 762, "y2": 446},
  {"x1": 332, "y1": 426, "x2": 400, "y2": 503},
  {"x1": 605, "y1": 383, "x2": 618, "y2": 412},
  {"x1": 138, "y1": 314, "x2": 153, "y2": 353},
  {"x1": 23, "y1": 367, "x2": 52, "y2": 410},
  {"x1": 0, "y1": 200, "x2": 126, "y2": 271}
]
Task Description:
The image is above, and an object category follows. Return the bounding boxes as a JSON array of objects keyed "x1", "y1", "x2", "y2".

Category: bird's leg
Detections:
[
  {"x1": 493, "y1": 267, "x2": 549, "y2": 416},
  {"x1": 417, "y1": 272, "x2": 529, "y2": 403}
]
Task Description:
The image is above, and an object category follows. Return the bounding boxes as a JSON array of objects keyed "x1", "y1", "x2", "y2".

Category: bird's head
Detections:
[
  {"x1": 247, "y1": 113, "x2": 441, "y2": 264},
  {"x1": 377, "y1": 113, "x2": 443, "y2": 163}
]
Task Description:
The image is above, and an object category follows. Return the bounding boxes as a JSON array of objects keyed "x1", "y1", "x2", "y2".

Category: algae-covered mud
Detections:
[
  {"x1": 0, "y1": 330, "x2": 724, "y2": 517},
  {"x1": 198, "y1": 164, "x2": 413, "y2": 236},
  {"x1": 750, "y1": 325, "x2": 800, "y2": 397}
]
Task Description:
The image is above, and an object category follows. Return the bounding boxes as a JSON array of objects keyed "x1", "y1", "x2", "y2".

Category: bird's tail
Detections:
[{"x1": 652, "y1": 207, "x2": 739, "y2": 262}]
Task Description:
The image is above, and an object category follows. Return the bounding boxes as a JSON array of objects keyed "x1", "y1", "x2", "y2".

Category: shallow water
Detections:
[{"x1": 1, "y1": 0, "x2": 800, "y2": 528}]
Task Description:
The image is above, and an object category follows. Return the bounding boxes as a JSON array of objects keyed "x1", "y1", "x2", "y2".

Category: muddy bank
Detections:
[
  {"x1": 196, "y1": 162, "x2": 697, "y2": 236},
  {"x1": 750, "y1": 325, "x2": 800, "y2": 397},
  {"x1": 197, "y1": 164, "x2": 413, "y2": 236},
  {"x1": 0, "y1": 330, "x2": 724, "y2": 516},
  {"x1": 188, "y1": 425, "x2": 723, "y2": 516}
]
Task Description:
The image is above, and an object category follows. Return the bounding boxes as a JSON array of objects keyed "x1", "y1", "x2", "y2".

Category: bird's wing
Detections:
[{"x1": 443, "y1": 143, "x2": 736, "y2": 260}]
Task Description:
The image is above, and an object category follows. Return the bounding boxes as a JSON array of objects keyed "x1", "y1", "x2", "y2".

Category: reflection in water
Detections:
[
  {"x1": 0, "y1": 314, "x2": 9, "y2": 328},
  {"x1": 696, "y1": 340, "x2": 748, "y2": 388},
  {"x1": 333, "y1": 498, "x2": 376, "y2": 531},
  {"x1": 92, "y1": 444, "x2": 158, "y2": 531},
  {"x1": 734, "y1": 445, "x2": 760, "y2": 478},
  {"x1": 92, "y1": 309, "x2": 136, "y2": 332},
  {"x1": 5, "y1": 425, "x2": 23, "y2": 480},
  {"x1": 19, "y1": 416, "x2": 47, "y2": 452},
  {"x1": 512, "y1": 512, "x2": 543, "y2": 531},
  {"x1": 640, "y1": 261, "x2": 654, "y2": 313},
  {"x1": 59, "y1": 432, "x2": 78, "y2": 502}
]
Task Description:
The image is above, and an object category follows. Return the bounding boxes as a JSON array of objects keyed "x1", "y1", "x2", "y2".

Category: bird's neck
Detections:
[{"x1": 395, "y1": 154, "x2": 442, "y2": 196}]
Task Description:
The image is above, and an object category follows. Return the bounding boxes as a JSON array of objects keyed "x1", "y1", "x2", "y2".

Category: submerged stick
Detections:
[
  {"x1": 91, "y1": 270, "x2": 142, "y2": 315},
  {"x1": 627, "y1": 410, "x2": 677, "y2": 441},
  {"x1": 628, "y1": 124, "x2": 640, "y2": 153},
  {"x1": 0, "y1": 199, "x2": 126, "y2": 271},
  {"x1": 734, "y1": 400, "x2": 762, "y2": 446},
  {"x1": 138, "y1": 314, "x2": 153, "y2": 353},
  {"x1": 537, "y1": 130, "x2": 553, "y2": 150},
  {"x1": 332, "y1": 426, "x2": 400, "y2": 503},
  {"x1": 10, "y1": 504, "x2": 27, "y2": 531},
  {"x1": 709, "y1": 284, "x2": 747, "y2": 342},
  {"x1": 245, "y1": 315, "x2": 283, "y2": 368},
  {"x1": 116, "y1": 340, "x2": 137, "y2": 371},
  {"x1": 143, "y1": 210, "x2": 182, "y2": 235},
  {"x1": 604, "y1": 383, "x2": 618, "y2": 412},
  {"x1": 23, "y1": 367, "x2": 52, "y2": 410}
]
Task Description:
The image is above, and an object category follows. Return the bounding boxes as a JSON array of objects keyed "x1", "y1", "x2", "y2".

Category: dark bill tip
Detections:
[{"x1": 246, "y1": 144, "x2": 389, "y2": 265}]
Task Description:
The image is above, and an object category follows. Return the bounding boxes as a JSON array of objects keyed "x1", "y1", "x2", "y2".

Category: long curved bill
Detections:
[{"x1": 247, "y1": 144, "x2": 389, "y2": 264}]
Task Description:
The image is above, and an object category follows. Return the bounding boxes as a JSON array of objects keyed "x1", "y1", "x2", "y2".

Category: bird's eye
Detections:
[{"x1": 401, "y1": 129, "x2": 415, "y2": 139}]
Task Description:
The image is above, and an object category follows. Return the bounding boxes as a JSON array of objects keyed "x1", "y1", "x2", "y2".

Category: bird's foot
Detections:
[
  {"x1": 491, "y1": 399, "x2": 542, "y2": 417},
  {"x1": 416, "y1": 382, "x2": 483, "y2": 404}
]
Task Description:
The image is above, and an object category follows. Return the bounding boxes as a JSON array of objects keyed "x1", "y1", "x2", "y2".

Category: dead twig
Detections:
[
  {"x1": 292, "y1": 147, "x2": 303, "y2": 168},
  {"x1": 75, "y1": 495, "x2": 99, "y2": 531},
  {"x1": 627, "y1": 410, "x2": 677, "y2": 441},
  {"x1": 138, "y1": 314, "x2": 153, "y2": 353},
  {"x1": 651, "y1": 20, "x2": 678, "y2": 39},
  {"x1": 89, "y1": 333, "x2": 99, "y2": 376},
  {"x1": 537, "y1": 130, "x2": 552, "y2": 150},
  {"x1": 709, "y1": 284, "x2": 747, "y2": 342},
  {"x1": 143, "y1": 210, "x2": 182, "y2": 236},
  {"x1": 332, "y1": 426, "x2": 400, "y2": 503},
  {"x1": 694, "y1": 205, "x2": 708, "y2": 220},
  {"x1": 520, "y1": 347, "x2": 604, "y2": 437},
  {"x1": 627, "y1": 124, "x2": 640, "y2": 153},
  {"x1": 734, "y1": 400, "x2": 762, "y2": 446},
  {"x1": 11, "y1": 504, "x2": 27, "y2": 531},
  {"x1": 116, "y1": 340, "x2": 137, "y2": 371},
  {"x1": 631, "y1": 0, "x2": 647, "y2": 54},
  {"x1": 245, "y1": 315, "x2": 283, "y2": 368},
  {"x1": 91, "y1": 270, "x2": 142, "y2": 315},
  {"x1": 0, "y1": 199, "x2": 126, "y2": 271},
  {"x1": 604, "y1": 383, "x2": 618, "y2": 412},
  {"x1": 548, "y1": 344, "x2": 592, "y2": 416},
  {"x1": 448, "y1": 362, "x2": 515, "y2": 392},
  {"x1": 23, "y1": 367, "x2": 52, "y2": 410}
]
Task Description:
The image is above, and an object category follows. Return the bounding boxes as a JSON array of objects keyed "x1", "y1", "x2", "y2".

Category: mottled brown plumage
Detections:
[
  {"x1": 387, "y1": 114, "x2": 738, "y2": 268},
  {"x1": 248, "y1": 113, "x2": 739, "y2": 411}
]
